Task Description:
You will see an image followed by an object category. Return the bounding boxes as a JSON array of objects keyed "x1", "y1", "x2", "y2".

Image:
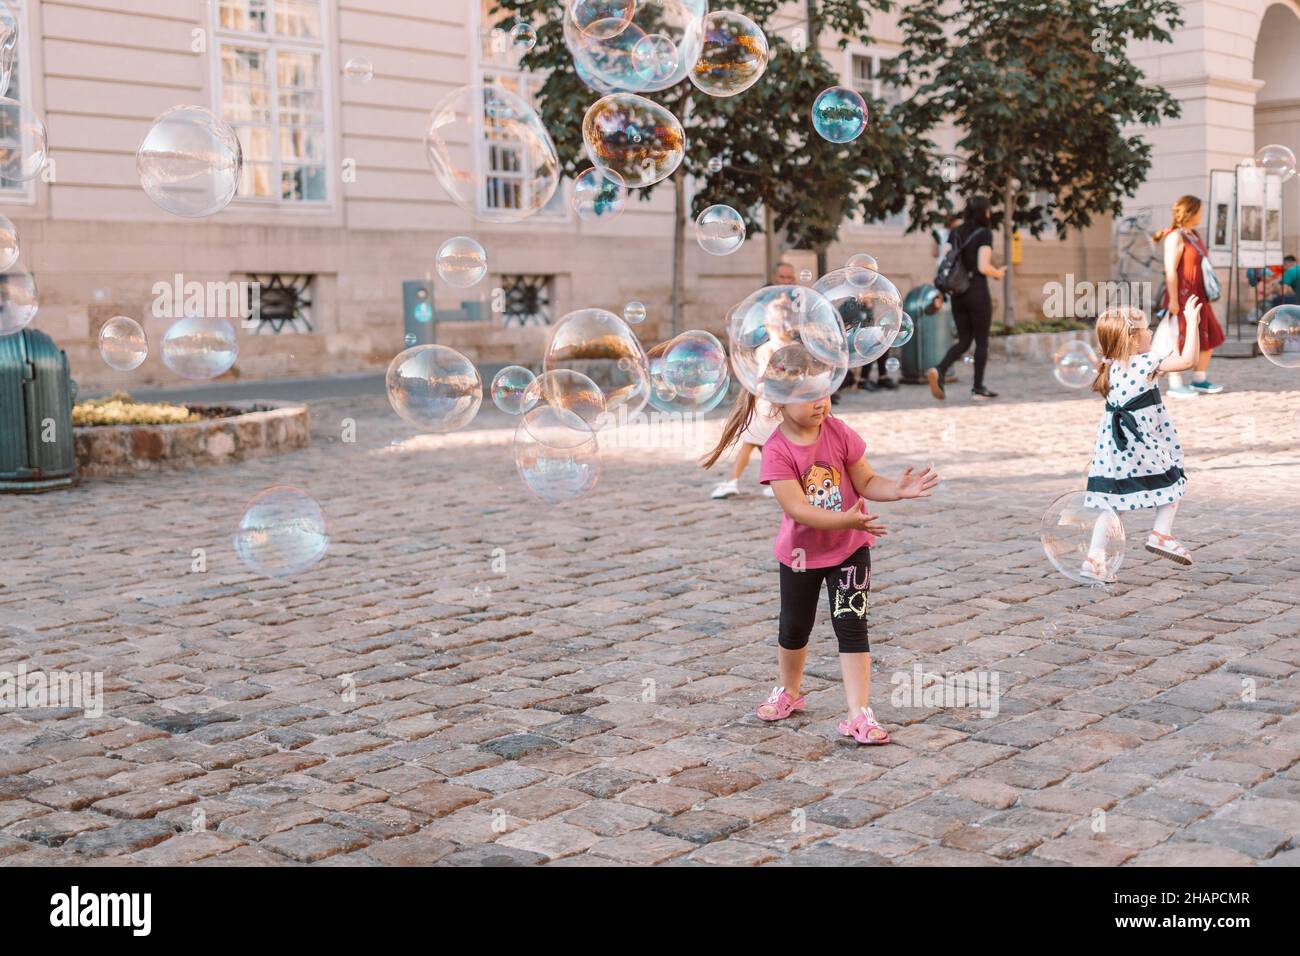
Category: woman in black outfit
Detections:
[{"x1": 927, "y1": 195, "x2": 1006, "y2": 400}]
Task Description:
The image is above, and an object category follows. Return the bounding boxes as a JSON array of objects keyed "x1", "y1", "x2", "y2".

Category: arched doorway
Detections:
[{"x1": 1254, "y1": 2, "x2": 1300, "y2": 256}]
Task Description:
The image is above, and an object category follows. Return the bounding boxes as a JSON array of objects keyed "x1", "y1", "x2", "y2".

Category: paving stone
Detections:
[{"x1": 63, "y1": 820, "x2": 177, "y2": 858}]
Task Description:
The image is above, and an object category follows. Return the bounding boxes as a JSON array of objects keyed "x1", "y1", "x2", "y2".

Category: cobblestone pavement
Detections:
[{"x1": 2, "y1": 354, "x2": 1299, "y2": 867}]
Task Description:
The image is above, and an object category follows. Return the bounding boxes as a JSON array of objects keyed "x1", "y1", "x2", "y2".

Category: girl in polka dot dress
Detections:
[{"x1": 1082, "y1": 297, "x2": 1202, "y2": 580}]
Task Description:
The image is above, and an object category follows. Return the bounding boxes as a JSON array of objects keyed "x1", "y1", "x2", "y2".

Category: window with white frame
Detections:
[
  {"x1": 1028, "y1": 190, "x2": 1058, "y2": 238},
  {"x1": 214, "y1": 0, "x2": 330, "y2": 205},
  {"x1": 0, "y1": 0, "x2": 32, "y2": 199},
  {"x1": 478, "y1": 12, "x2": 566, "y2": 219}
]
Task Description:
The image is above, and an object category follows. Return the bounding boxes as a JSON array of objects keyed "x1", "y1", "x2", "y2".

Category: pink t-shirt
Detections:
[{"x1": 759, "y1": 416, "x2": 875, "y2": 569}]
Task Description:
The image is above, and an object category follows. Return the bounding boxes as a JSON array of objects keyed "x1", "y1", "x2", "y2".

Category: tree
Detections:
[
  {"x1": 896, "y1": 0, "x2": 1184, "y2": 323},
  {"x1": 492, "y1": 1, "x2": 944, "y2": 335}
]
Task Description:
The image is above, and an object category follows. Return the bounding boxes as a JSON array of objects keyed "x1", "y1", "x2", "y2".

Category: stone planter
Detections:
[
  {"x1": 74, "y1": 401, "x2": 309, "y2": 477},
  {"x1": 990, "y1": 330, "x2": 1093, "y2": 361}
]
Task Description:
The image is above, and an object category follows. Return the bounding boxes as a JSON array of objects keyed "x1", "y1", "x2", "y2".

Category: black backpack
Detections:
[{"x1": 935, "y1": 227, "x2": 978, "y2": 296}]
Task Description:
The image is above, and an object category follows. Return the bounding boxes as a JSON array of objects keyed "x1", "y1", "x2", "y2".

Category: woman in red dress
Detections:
[{"x1": 1154, "y1": 195, "x2": 1226, "y2": 396}]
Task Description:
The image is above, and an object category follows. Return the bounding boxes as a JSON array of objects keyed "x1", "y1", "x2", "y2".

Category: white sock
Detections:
[
  {"x1": 1192, "y1": 371, "x2": 1207, "y2": 383},
  {"x1": 1153, "y1": 502, "x2": 1178, "y2": 537},
  {"x1": 1088, "y1": 514, "x2": 1114, "y2": 559},
  {"x1": 1167, "y1": 372, "x2": 1184, "y2": 390}
]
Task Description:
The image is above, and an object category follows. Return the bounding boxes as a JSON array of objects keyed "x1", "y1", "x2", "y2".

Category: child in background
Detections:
[
  {"x1": 703, "y1": 393, "x2": 939, "y2": 744},
  {"x1": 705, "y1": 392, "x2": 781, "y2": 499},
  {"x1": 1083, "y1": 297, "x2": 1202, "y2": 579}
]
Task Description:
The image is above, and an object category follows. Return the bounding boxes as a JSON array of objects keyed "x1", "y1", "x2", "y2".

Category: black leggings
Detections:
[
  {"x1": 778, "y1": 546, "x2": 871, "y2": 654},
  {"x1": 936, "y1": 291, "x2": 993, "y2": 389}
]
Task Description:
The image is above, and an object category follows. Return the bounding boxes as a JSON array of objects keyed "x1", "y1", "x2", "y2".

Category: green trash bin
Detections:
[
  {"x1": 900, "y1": 284, "x2": 957, "y2": 384},
  {"x1": 0, "y1": 328, "x2": 78, "y2": 492}
]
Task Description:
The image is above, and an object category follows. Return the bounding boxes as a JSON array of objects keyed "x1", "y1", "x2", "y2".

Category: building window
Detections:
[
  {"x1": 1028, "y1": 190, "x2": 1058, "y2": 239},
  {"x1": 215, "y1": 0, "x2": 330, "y2": 205},
  {"x1": 850, "y1": 52, "x2": 901, "y2": 109},
  {"x1": 0, "y1": 0, "x2": 32, "y2": 199},
  {"x1": 244, "y1": 273, "x2": 314, "y2": 333},
  {"x1": 498, "y1": 274, "x2": 553, "y2": 325}
]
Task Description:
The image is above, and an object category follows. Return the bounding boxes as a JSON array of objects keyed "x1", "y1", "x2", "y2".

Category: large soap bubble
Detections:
[
  {"x1": 1053, "y1": 340, "x2": 1099, "y2": 387},
  {"x1": 136, "y1": 106, "x2": 242, "y2": 217},
  {"x1": 647, "y1": 330, "x2": 730, "y2": 414},
  {"x1": 1258, "y1": 304, "x2": 1300, "y2": 368},
  {"x1": 812, "y1": 268, "x2": 904, "y2": 367},
  {"x1": 0, "y1": 97, "x2": 48, "y2": 183},
  {"x1": 812, "y1": 86, "x2": 868, "y2": 144},
  {"x1": 690, "y1": 10, "x2": 768, "y2": 97},
  {"x1": 515, "y1": 405, "x2": 601, "y2": 504},
  {"x1": 572, "y1": 166, "x2": 627, "y2": 221},
  {"x1": 695, "y1": 204, "x2": 746, "y2": 256},
  {"x1": 99, "y1": 317, "x2": 148, "y2": 372},
  {"x1": 426, "y1": 84, "x2": 559, "y2": 223},
  {"x1": 544, "y1": 308, "x2": 649, "y2": 418},
  {"x1": 583, "y1": 93, "x2": 685, "y2": 188},
  {"x1": 0, "y1": 266, "x2": 37, "y2": 336},
  {"x1": 233, "y1": 486, "x2": 330, "y2": 579},
  {"x1": 1041, "y1": 491, "x2": 1126, "y2": 586},
  {"x1": 160, "y1": 316, "x2": 238, "y2": 379},
  {"x1": 386, "y1": 344, "x2": 482, "y2": 432},
  {"x1": 435, "y1": 236, "x2": 488, "y2": 288},
  {"x1": 522, "y1": 368, "x2": 607, "y2": 439},
  {"x1": 1255, "y1": 143, "x2": 1297, "y2": 183},
  {"x1": 565, "y1": 0, "x2": 706, "y2": 94},
  {"x1": 728, "y1": 285, "x2": 848, "y2": 403}
]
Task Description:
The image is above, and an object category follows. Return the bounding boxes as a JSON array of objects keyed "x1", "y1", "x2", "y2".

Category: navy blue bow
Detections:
[{"x1": 1105, "y1": 387, "x2": 1162, "y2": 451}]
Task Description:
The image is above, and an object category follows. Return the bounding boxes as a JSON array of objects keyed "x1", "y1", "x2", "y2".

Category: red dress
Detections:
[{"x1": 1165, "y1": 229, "x2": 1226, "y2": 351}]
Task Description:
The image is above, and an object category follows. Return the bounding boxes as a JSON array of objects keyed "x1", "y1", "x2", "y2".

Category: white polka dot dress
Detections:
[{"x1": 1084, "y1": 348, "x2": 1186, "y2": 512}]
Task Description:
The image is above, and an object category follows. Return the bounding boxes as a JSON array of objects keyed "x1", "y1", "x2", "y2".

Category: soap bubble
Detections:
[
  {"x1": 963, "y1": 354, "x2": 974, "y2": 364},
  {"x1": 0, "y1": 3, "x2": 15, "y2": 97},
  {"x1": 583, "y1": 93, "x2": 685, "y2": 188},
  {"x1": 343, "y1": 56, "x2": 373, "y2": 82},
  {"x1": 98, "y1": 317, "x2": 148, "y2": 372},
  {"x1": 234, "y1": 486, "x2": 329, "y2": 579},
  {"x1": 136, "y1": 106, "x2": 241, "y2": 217},
  {"x1": 404, "y1": 332, "x2": 417, "y2": 347},
  {"x1": 386, "y1": 344, "x2": 482, "y2": 433},
  {"x1": 427, "y1": 84, "x2": 559, "y2": 222},
  {"x1": 846, "y1": 253, "x2": 879, "y2": 274},
  {"x1": 940, "y1": 155, "x2": 963, "y2": 183},
  {"x1": 885, "y1": 356, "x2": 900, "y2": 374},
  {"x1": 893, "y1": 312, "x2": 914, "y2": 348},
  {"x1": 492, "y1": 365, "x2": 536, "y2": 415},
  {"x1": 648, "y1": 330, "x2": 730, "y2": 414},
  {"x1": 515, "y1": 406, "x2": 601, "y2": 504},
  {"x1": 633, "y1": 33, "x2": 678, "y2": 85},
  {"x1": 572, "y1": 166, "x2": 627, "y2": 221},
  {"x1": 522, "y1": 368, "x2": 607, "y2": 438},
  {"x1": 799, "y1": 269, "x2": 813, "y2": 283},
  {"x1": 690, "y1": 10, "x2": 768, "y2": 98},
  {"x1": 0, "y1": 267, "x2": 36, "y2": 335},
  {"x1": 544, "y1": 308, "x2": 649, "y2": 417},
  {"x1": 436, "y1": 236, "x2": 488, "y2": 288},
  {"x1": 161, "y1": 315, "x2": 239, "y2": 380},
  {"x1": 570, "y1": 0, "x2": 636, "y2": 41},
  {"x1": 1041, "y1": 491, "x2": 1125, "y2": 586},
  {"x1": 811, "y1": 86, "x2": 868, "y2": 144},
  {"x1": 510, "y1": 22, "x2": 537, "y2": 52},
  {"x1": 728, "y1": 285, "x2": 848, "y2": 403},
  {"x1": 0, "y1": 212, "x2": 16, "y2": 271},
  {"x1": 624, "y1": 301, "x2": 647, "y2": 324},
  {"x1": 1043, "y1": 621, "x2": 1058, "y2": 640},
  {"x1": 695, "y1": 204, "x2": 745, "y2": 255},
  {"x1": 813, "y1": 268, "x2": 904, "y2": 367},
  {"x1": 0, "y1": 97, "x2": 46, "y2": 183},
  {"x1": 1053, "y1": 340, "x2": 1098, "y2": 388},
  {"x1": 1255, "y1": 143, "x2": 1297, "y2": 183},
  {"x1": 1258, "y1": 304, "x2": 1300, "y2": 368},
  {"x1": 565, "y1": 0, "x2": 706, "y2": 94},
  {"x1": 707, "y1": 156, "x2": 723, "y2": 174}
]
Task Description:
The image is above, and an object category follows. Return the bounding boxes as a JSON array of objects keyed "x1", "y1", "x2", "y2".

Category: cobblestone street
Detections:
[{"x1": 2, "y1": 354, "x2": 1299, "y2": 866}]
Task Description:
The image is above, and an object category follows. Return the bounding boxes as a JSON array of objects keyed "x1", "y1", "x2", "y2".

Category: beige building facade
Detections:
[{"x1": 5, "y1": 0, "x2": 1298, "y2": 390}]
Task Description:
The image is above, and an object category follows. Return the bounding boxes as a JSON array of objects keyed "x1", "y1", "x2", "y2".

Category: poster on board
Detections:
[
  {"x1": 1207, "y1": 169, "x2": 1235, "y2": 268},
  {"x1": 1265, "y1": 173, "x2": 1283, "y2": 266},
  {"x1": 1237, "y1": 164, "x2": 1266, "y2": 268}
]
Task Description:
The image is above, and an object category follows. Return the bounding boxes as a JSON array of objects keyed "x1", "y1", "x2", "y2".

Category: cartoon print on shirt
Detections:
[{"x1": 802, "y1": 461, "x2": 843, "y2": 512}]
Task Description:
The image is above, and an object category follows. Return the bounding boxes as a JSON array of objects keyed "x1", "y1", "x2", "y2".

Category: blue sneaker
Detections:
[
  {"x1": 1190, "y1": 379, "x2": 1224, "y2": 394},
  {"x1": 1165, "y1": 384, "x2": 1199, "y2": 399}
]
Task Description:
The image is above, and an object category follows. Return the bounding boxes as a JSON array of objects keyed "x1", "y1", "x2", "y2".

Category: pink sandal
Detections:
[
  {"x1": 1079, "y1": 554, "x2": 1117, "y2": 584},
  {"x1": 756, "y1": 685, "x2": 805, "y2": 721},
  {"x1": 839, "y1": 706, "x2": 890, "y2": 745},
  {"x1": 1146, "y1": 531, "x2": 1193, "y2": 567}
]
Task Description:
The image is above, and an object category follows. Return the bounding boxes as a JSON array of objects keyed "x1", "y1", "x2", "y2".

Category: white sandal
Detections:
[
  {"x1": 1079, "y1": 554, "x2": 1117, "y2": 584},
  {"x1": 1146, "y1": 531, "x2": 1193, "y2": 566}
]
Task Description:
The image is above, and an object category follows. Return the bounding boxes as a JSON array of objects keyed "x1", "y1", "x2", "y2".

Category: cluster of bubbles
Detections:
[
  {"x1": 1040, "y1": 491, "x2": 1126, "y2": 587},
  {"x1": 565, "y1": 0, "x2": 707, "y2": 94},
  {"x1": 813, "y1": 265, "x2": 906, "y2": 367},
  {"x1": 728, "y1": 284, "x2": 848, "y2": 404},
  {"x1": 435, "y1": 236, "x2": 488, "y2": 288},
  {"x1": 1053, "y1": 340, "x2": 1100, "y2": 389},
  {"x1": 234, "y1": 486, "x2": 330, "y2": 579}
]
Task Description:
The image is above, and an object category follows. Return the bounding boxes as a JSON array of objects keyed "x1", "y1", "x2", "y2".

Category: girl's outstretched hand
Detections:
[
  {"x1": 1185, "y1": 293, "x2": 1202, "y2": 327},
  {"x1": 897, "y1": 465, "x2": 941, "y2": 499},
  {"x1": 842, "y1": 499, "x2": 888, "y2": 536}
]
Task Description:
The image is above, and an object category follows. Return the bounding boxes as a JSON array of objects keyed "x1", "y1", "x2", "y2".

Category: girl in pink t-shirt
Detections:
[{"x1": 702, "y1": 394, "x2": 939, "y2": 744}]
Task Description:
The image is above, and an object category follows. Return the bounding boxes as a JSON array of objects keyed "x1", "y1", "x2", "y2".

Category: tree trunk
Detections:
[
  {"x1": 670, "y1": 166, "x2": 686, "y2": 337},
  {"x1": 1002, "y1": 176, "x2": 1015, "y2": 326},
  {"x1": 764, "y1": 204, "x2": 776, "y2": 278}
]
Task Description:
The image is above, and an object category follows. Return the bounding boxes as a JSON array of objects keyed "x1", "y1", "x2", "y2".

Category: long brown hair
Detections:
[
  {"x1": 700, "y1": 389, "x2": 757, "y2": 469},
  {"x1": 1091, "y1": 306, "x2": 1148, "y2": 397},
  {"x1": 1152, "y1": 195, "x2": 1201, "y2": 243}
]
